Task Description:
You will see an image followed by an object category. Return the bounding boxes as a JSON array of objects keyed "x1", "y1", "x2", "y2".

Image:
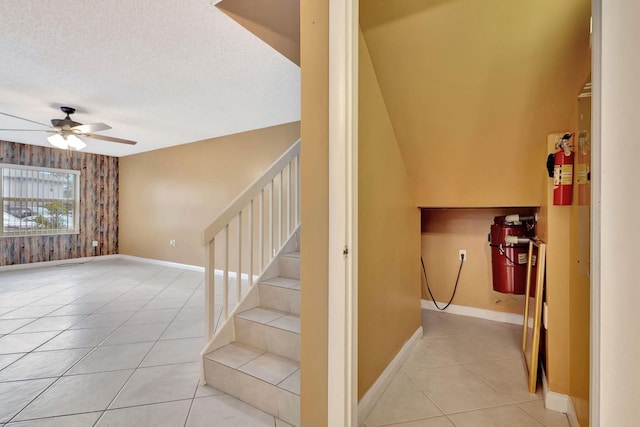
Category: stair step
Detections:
[
  {"x1": 236, "y1": 307, "x2": 300, "y2": 333},
  {"x1": 204, "y1": 343, "x2": 300, "y2": 425},
  {"x1": 235, "y1": 307, "x2": 300, "y2": 361},
  {"x1": 262, "y1": 277, "x2": 300, "y2": 289},
  {"x1": 206, "y1": 343, "x2": 299, "y2": 385},
  {"x1": 278, "y1": 252, "x2": 300, "y2": 280},
  {"x1": 259, "y1": 281, "x2": 300, "y2": 315}
]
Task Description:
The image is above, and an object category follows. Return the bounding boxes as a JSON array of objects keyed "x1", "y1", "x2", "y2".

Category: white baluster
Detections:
[
  {"x1": 296, "y1": 154, "x2": 300, "y2": 227},
  {"x1": 287, "y1": 161, "x2": 292, "y2": 235},
  {"x1": 223, "y1": 224, "x2": 229, "y2": 320},
  {"x1": 269, "y1": 179, "x2": 274, "y2": 262},
  {"x1": 248, "y1": 199, "x2": 254, "y2": 287},
  {"x1": 205, "y1": 238, "x2": 216, "y2": 339},
  {"x1": 259, "y1": 190, "x2": 264, "y2": 272},
  {"x1": 279, "y1": 171, "x2": 283, "y2": 249},
  {"x1": 237, "y1": 211, "x2": 242, "y2": 302}
]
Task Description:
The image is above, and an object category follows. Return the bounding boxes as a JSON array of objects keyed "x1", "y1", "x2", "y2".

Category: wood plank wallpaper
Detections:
[{"x1": 0, "y1": 140, "x2": 118, "y2": 265}]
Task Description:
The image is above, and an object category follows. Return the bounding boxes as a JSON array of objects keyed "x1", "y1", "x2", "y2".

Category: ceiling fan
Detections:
[{"x1": 0, "y1": 106, "x2": 137, "y2": 150}]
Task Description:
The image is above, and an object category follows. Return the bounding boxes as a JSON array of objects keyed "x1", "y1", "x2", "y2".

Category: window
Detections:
[{"x1": 1, "y1": 164, "x2": 80, "y2": 237}]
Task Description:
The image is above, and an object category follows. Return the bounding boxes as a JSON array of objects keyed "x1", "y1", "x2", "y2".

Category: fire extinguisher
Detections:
[{"x1": 546, "y1": 133, "x2": 574, "y2": 206}]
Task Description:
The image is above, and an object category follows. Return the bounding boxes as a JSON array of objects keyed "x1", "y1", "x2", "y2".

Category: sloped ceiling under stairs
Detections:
[{"x1": 360, "y1": 0, "x2": 591, "y2": 207}]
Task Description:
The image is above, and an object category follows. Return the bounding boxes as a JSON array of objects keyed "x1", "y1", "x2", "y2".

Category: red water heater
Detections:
[{"x1": 489, "y1": 215, "x2": 536, "y2": 296}]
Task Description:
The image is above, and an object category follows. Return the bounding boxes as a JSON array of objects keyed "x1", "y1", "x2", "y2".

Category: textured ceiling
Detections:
[{"x1": 0, "y1": 0, "x2": 300, "y2": 157}]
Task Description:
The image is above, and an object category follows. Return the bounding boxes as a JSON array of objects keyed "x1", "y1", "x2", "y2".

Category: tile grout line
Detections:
[
  {"x1": 94, "y1": 269, "x2": 202, "y2": 426},
  {"x1": 3, "y1": 262, "x2": 264, "y2": 421},
  {"x1": 1, "y1": 265, "x2": 163, "y2": 425},
  {"x1": 0, "y1": 263, "x2": 203, "y2": 425},
  {"x1": 379, "y1": 312, "x2": 548, "y2": 426},
  {"x1": 183, "y1": 359, "x2": 206, "y2": 427}
]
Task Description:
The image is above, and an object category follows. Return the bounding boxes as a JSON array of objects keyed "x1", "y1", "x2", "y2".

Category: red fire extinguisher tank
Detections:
[
  {"x1": 553, "y1": 149, "x2": 574, "y2": 206},
  {"x1": 489, "y1": 216, "x2": 536, "y2": 296}
]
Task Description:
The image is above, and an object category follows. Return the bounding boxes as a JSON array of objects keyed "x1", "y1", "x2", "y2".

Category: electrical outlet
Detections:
[
  {"x1": 169, "y1": 239, "x2": 176, "y2": 247},
  {"x1": 91, "y1": 240, "x2": 98, "y2": 247},
  {"x1": 458, "y1": 249, "x2": 467, "y2": 260}
]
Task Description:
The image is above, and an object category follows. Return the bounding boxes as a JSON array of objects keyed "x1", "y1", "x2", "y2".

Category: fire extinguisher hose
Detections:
[{"x1": 421, "y1": 255, "x2": 464, "y2": 311}]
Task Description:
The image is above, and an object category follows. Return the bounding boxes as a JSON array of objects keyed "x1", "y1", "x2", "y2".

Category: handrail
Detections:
[
  {"x1": 203, "y1": 139, "x2": 301, "y2": 245},
  {"x1": 203, "y1": 138, "x2": 300, "y2": 340}
]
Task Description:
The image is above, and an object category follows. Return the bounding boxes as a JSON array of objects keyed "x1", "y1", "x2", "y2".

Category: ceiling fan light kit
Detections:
[
  {"x1": 47, "y1": 133, "x2": 87, "y2": 151},
  {"x1": 0, "y1": 106, "x2": 137, "y2": 151}
]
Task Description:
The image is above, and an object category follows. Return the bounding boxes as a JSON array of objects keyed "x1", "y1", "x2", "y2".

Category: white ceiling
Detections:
[{"x1": 0, "y1": 0, "x2": 300, "y2": 157}]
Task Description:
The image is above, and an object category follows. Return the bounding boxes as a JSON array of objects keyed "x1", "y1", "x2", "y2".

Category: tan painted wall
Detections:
[
  {"x1": 119, "y1": 122, "x2": 300, "y2": 267},
  {"x1": 568, "y1": 80, "x2": 591, "y2": 426},
  {"x1": 541, "y1": 43, "x2": 588, "y2": 404},
  {"x1": 300, "y1": 0, "x2": 328, "y2": 424},
  {"x1": 420, "y1": 208, "x2": 536, "y2": 315},
  {"x1": 360, "y1": 0, "x2": 591, "y2": 207},
  {"x1": 358, "y1": 31, "x2": 422, "y2": 399},
  {"x1": 539, "y1": 134, "x2": 572, "y2": 396}
]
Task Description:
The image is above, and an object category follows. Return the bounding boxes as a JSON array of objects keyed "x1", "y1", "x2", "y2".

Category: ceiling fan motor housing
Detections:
[{"x1": 51, "y1": 106, "x2": 81, "y2": 129}]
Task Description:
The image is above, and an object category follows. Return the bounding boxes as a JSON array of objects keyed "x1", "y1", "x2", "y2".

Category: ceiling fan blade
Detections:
[
  {"x1": 0, "y1": 112, "x2": 51, "y2": 128},
  {"x1": 84, "y1": 133, "x2": 137, "y2": 145},
  {"x1": 72, "y1": 123, "x2": 111, "y2": 133},
  {"x1": 0, "y1": 129, "x2": 55, "y2": 132}
]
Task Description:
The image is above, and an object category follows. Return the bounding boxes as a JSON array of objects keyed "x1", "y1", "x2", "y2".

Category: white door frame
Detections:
[
  {"x1": 327, "y1": 0, "x2": 359, "y2": 425},
  {"x1": 590, "y1": 1, "x2": 601, "y2": 425}
]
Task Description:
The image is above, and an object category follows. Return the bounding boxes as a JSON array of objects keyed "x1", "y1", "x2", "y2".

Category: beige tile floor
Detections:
[
  {"x1": 0, "y1": 258, "x2": 285, "y2": 426},
  {"x1": 363, "y1": 310, "x2": 571, "y2": 427},
  {"x1": 1, "y1": 258, "x2": 572, "y2": 427}
]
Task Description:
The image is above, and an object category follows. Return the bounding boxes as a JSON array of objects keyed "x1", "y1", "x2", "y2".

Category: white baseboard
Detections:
[
  {"x1": 540, "y1": 365, "x2": 582, "y2": 427},
  {"x1": 116, "y1": 254, "x2": 205, "y2": 272},
  {"x1": 357, "y1": 327, "x2": 423, "y2": 426},
  {"x1": 0, "y1": 254, "x2": 263, "y2": 282},
  {"x1": 0, "y1": 254, "x2": 205, "y2": 273},
  {"x1": 98, "y1": 255, "x2": 262, "y2": 283},
  {"x1": 0, "y1": 254, "x2": 120, "y2": 272},
  {"x1": 566, "y1": 399, "x2": 580, "y2": 427},
  {"x1": 421, "y1": 299, "x2": 524, "y2": 325}
]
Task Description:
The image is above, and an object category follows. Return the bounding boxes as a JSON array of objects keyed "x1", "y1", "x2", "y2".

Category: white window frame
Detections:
[{"x1": 1, "y1": 163, "x2": 80, "y2": 237}]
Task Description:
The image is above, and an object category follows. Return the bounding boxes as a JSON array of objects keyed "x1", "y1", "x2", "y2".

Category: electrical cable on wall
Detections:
[{"x1": 421, "y1": 254, "x2": 464, "y2": 311}]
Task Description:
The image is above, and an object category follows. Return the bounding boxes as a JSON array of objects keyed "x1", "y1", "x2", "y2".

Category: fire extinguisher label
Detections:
[
  {"x1": 576, "y1": 163, "x2": 589, "y2": 184},
  {"x1": 554, "y1": 164, "x2": 573, "y2": 186},
  {"x1": 560, "y1": 164, "x2": 573, "y2": 184}
]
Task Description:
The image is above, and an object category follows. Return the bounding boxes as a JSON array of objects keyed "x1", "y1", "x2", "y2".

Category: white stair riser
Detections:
[
  {"x1": 235, "y1": 317, "x2": 300, "y2": 362},
  {"x1": 203, "y1": 359, "x2": 300, "y2": 426},
  {"x1": 259, "y1": 284, "x2": 300, "y2": 315},
  {"x1": 278, "y1": 256, "x2": 300, "y2": 280}
]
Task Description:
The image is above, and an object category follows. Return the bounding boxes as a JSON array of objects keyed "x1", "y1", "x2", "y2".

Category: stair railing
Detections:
[{"x1": 203, "y1": 139, "x2": 300, "y2": 341}]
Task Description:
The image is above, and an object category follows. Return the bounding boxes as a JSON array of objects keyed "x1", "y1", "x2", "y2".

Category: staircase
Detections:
[
  {"x1": 200, "y1": 140, "x2": 301, "y2": 426},
  {"x1": 203, "y1": 250, "x2": 300, "y2": 426}
]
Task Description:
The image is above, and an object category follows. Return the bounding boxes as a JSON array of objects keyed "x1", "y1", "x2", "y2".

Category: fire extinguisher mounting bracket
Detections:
[{"x1": 546, "y1": 154, "x2": 555, "y2": 177}]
